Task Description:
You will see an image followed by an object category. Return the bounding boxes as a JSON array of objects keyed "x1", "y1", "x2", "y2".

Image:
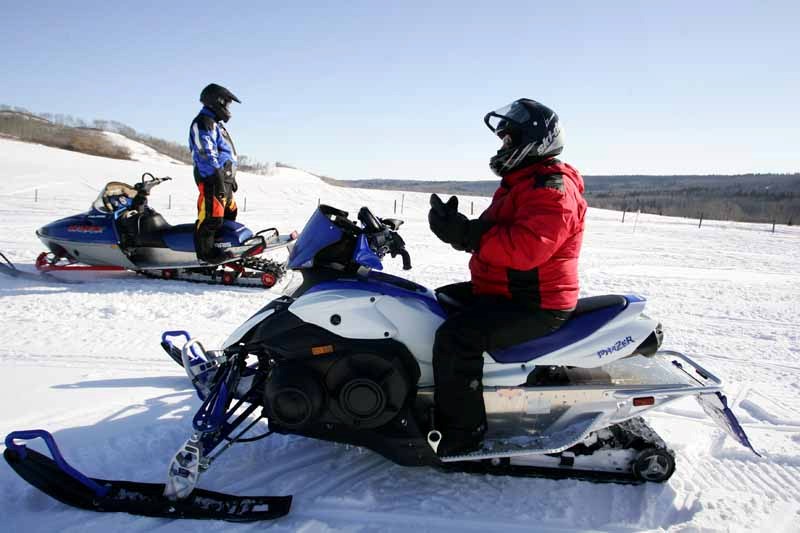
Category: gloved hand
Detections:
[
  {"x1": 213, "y1": 168, "x2": 226, "y2": 200},
  {"x1": 428, "y1": 194, "x2": 492, "y2": 252},
  {"x1": 223, "y1": 161, "x2": 238, "y2": 192}
]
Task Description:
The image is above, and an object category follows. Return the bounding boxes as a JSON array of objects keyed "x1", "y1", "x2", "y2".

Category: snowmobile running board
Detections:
[{"x1": 3, "y1": 431, "x2": 292, "y2": 522}]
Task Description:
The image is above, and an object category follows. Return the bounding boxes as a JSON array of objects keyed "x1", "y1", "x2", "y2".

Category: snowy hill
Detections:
[
  {"x1": 0, "y1": 137, "x2": 799, "y2": 532},
  {"x1": 101, "y1": 131, "x2": 185, "y2": 165}
]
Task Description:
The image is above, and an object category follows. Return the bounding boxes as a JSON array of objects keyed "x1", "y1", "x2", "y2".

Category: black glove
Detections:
[
  {"x1": 428, "y1": 194, "x2": 492, "y2": 252},
  {"x1": 223, "y1": 161, "x2": 238, "y2": 192},
  {"x1": 213, "y1": 168, "x2": 226, "y2": 200}
]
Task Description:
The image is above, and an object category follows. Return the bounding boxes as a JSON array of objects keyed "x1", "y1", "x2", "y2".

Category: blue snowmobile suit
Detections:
[
  {"x1": 189, "y1": 107, "x2": 238, "y2": 181},
  {"x1": 188, "y1": 106, "x2": 239, "y2": 262}
]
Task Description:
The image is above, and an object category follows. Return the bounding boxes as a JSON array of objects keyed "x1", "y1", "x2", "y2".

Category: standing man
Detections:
[
  {"x1": 189, "y1": 83, "x2": 241, "y2": 263},
  {"x1": 428, "y1": 98, "x2": 587, "y2": 456}
]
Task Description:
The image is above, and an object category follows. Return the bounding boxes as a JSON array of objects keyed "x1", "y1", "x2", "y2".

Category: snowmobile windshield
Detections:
[
  {"x1": 484, "y1": 101, "x2": 531, "y2": 135},
  {"x1": 91, "y1": 182, "x2": 137, "y2": 213}
]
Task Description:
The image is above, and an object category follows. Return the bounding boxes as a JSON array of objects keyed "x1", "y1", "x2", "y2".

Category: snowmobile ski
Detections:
[
  {"x1": 4, "y1": 430, "x2": 292, "y2": 522},
  {"x1": 0, "y1": 252, "x2": 84, "y2": 284}
]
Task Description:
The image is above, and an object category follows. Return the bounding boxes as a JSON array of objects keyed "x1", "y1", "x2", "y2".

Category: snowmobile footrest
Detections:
[
  {"x1": 437, "y1": 412, "x2": 603, "y2": 462},
  {"x1": 4, "y1": 447, "x2": 292, "y2": 521}
]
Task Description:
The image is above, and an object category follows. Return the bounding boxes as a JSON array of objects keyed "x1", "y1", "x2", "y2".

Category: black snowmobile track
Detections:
[
  {"x1": 4, "y1": 447, "x2": 292, "y2": 522},
  {"x1": 442, "y1": 460, "x2": 644, "y2": 484},
  {"x1": 441, "y1": 417, "x2": 672, "y2": 485},
  {"x1": 138, "y1": 256, "x2": 286, "y2": 288}
]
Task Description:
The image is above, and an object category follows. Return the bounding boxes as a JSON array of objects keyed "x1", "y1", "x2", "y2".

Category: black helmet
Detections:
[
  {"x1": 484, "y1": 98, "x2": 565, "y2": 176},
  {"x1": 200, "y1": 83, "x2": 241, "y2": 122}
]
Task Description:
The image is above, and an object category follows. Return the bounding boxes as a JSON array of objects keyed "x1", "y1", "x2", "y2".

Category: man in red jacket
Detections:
[{"x1": 428, "y1": 98, "x2": 587, "y2": 456}]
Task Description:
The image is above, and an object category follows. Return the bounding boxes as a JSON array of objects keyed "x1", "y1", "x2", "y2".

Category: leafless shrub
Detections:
[{"x1": 0, "y1": 114, "x2": 131, "y2": 160}]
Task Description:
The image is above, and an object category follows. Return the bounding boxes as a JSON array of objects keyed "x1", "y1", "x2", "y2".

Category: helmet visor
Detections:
[{"x1": 484, "y1": 101, "x2": 531, "y2": 134}]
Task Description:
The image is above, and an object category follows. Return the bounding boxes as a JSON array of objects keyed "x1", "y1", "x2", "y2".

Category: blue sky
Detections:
[{"x1": 1, "y1": 1, "x2": 798, "y2": 179}]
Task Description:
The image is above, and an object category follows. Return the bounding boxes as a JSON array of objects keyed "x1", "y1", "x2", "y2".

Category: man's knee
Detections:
[
  {"x1": 434, "y1": 326, "x2": 485, "y2": 377},
  {"x1": 435, "y1": 320, "x2": 484, "y2": 353},
  {"x1": 197, "y1": 215, "x2": 223, "y2": 235}
]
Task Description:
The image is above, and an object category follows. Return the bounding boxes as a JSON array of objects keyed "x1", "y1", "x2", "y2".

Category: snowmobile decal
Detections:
[
  {"x1": 66, "y1": 224, "x2": 104, "y2": 233},
  {"x1": 597, "y1": 335, "x2": 636, "y2": 358}
]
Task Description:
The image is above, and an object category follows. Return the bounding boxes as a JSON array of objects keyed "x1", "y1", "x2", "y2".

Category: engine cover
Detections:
[
  {"x1": 325, "y1": 353, "x2": 409, "y2": 429},
  {"x1": 264, "y1": 352, "x2": 411, "y2": 431},
  {"x1": 263, "y1": 365, "x2": 325, "y2": 429}
]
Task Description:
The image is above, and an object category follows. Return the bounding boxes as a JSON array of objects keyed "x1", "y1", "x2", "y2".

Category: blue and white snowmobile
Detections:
[
  {"x1": 33, "y1": 173, "x2": 294, "y2": 287},
  {"x1": 4, "y1": 204, "x2": 759, "y2": 522}
]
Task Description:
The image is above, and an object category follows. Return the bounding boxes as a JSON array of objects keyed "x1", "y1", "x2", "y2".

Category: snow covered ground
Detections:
[
  {"x1": 0, "y1": 137, "x2": 799, "y2": 532},
  {"x1": 102, "y1": 131, "x2": 185, "y2": 165}
]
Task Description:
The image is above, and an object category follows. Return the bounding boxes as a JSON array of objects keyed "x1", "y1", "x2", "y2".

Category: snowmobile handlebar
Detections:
[
  {"x1": 357, "y1": 207, "x2": 412, "y2": 270},
  {"x1": 135, "y1": 173, "x2": 172, "y2": 196}
]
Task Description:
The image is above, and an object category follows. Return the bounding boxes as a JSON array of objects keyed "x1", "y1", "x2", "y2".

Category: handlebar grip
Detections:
[
  {"x1": 358, "y1": 207, "x2": 384, "y2": 233},
  {"x1": 399, "y1": 248, "x2": 412, "y2": 270}
]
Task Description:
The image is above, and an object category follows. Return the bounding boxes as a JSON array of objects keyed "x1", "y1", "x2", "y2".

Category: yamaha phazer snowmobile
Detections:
[
  {"x1": 32, "y1": 173, "x2": 294, "y2": 287},
  {"x1": 4, "y1": 204, "x2": 759, "y2": 522}
]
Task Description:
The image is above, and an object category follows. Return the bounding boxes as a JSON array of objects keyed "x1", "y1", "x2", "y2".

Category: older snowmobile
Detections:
[
  {"x1": 4, "y1": 204, "x2": 758, "y2": 522},
  {"x1": 32, "y1": 173, "x2": 293, "y2": 287}
]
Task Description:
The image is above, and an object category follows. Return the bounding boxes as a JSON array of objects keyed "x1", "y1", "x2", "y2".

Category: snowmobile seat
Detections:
[
  {"x1": 157, "y1": 224, "x2": 198, "y2": 252},
  {"x1": 139, "y1": 211, "x2": 171, "y2": 234},
  {"x1": 572, "y1": 294, "x2": 628, "y2": 316},
  {"x1": 488, "y1": 295, "x2": 630, "y2": 364},
  {"x1": 132, "y1": 211, "x2": 174, "y2": 247}
]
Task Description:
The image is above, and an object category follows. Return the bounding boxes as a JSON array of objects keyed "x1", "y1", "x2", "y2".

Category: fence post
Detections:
[
  {"x1": 318, "y1": 198, "x2": 320, "y2": 206},
  {"x1": 401, "y1": 194, "x2": 405, "y2": 214},
  {"x1": 35, "y1": 188, "x2": 38, "y2": 203},
  {"x1": 168, "y1": 195, "x2": 171, "y2": 209},
  {"x1": 698, "y1": 213, "x2": 703, "y2": 228},
  {"x1": 772, "y1": 220, "x2": 776, "y2": 233},
  {"x1": 471, "y1": 201, "x2": 474, "y2": 215},
  {"x1": 244, "y1": 197, "x2": 247, "y2": 212},
  {"x1": 622, "y1": 210, "x2": 626, "y2": 223},
  {"x1": 394, "y1": 199, "x2": 397, "y2": 214}
]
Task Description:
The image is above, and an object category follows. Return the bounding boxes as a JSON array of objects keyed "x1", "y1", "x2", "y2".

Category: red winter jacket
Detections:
[{"x1": 469, "y1": 159, "x2": 587, "y2": 310}]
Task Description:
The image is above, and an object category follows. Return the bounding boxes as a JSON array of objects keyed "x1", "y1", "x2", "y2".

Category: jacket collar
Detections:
[
  {"x1": 200, "y1": 106, "x2": 217, "y2": 120},
  {"x1": 500, "y1": 158, "x2": 561, "y2": 189}
]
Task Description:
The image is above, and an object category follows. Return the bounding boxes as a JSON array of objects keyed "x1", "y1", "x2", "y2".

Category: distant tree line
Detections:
[
  {"x1": 0, "y1": 104, "x2": 273, "y2": 171},
  {"x1": 0, "y1": 108, "x2": 132, "y2": 160},
  {"x1": 320, "y1": 173, "x2": 800, "y2": 226}
]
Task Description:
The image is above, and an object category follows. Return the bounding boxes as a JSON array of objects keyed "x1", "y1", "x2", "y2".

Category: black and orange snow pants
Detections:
[{"x1": 195, "y1": 174, "x2": 237, "y2": 262}]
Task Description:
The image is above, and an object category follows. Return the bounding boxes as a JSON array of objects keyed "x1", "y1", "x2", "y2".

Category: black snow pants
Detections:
[
  {"x1": 194, "y1": 167, "x2": 237, "y2": 262},
  {"x1": 433, "y1": 282, "x2": 571, "y2": 449}
]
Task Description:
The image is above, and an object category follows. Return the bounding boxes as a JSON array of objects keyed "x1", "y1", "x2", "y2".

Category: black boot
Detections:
[
  {"x1": 195, "y1": 224, "x2": 227, "y2": 264},
  {"x1": 200, "y1": 249, "x2": 229, "y2": 264},
  {"x1": 436, "y1": 424, "x2": 486, "y2": 457}
]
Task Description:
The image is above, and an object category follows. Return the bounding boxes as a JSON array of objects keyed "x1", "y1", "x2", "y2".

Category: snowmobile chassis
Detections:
[
  {"x1": 2, "y1": 230, "x2": 293, "y2": 288},
  {"x1": 3, "y1": 328, "x2": 756, "y2": 522}
]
